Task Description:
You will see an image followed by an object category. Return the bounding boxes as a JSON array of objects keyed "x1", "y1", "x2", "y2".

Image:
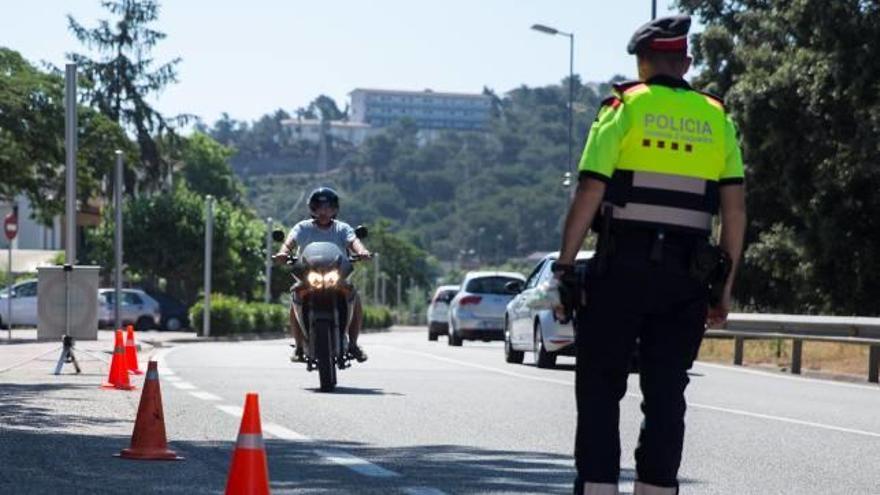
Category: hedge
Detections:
[{"x1": 190, "y1": 294, "x2": 392, "y2": 336}]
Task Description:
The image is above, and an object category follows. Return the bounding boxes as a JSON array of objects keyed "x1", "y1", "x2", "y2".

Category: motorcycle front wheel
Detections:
[{"x1": 314, "y1": 319, "x2": 337, "y2": 392}]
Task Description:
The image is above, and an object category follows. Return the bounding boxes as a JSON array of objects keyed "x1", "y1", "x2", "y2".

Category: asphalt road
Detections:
[
  {"x1": 2, "y1": 327, "x2": 879, "y2": 494},
  {"x1": 156, "y1": 327, "x2": 880, "y2": 494}
]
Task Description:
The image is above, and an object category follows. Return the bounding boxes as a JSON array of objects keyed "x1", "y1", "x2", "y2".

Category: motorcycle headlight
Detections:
[
  {"x1": 307, "y1": 271, "x2": 324, "y2": 288},
  {"x1": 323, "y1": 270, "x2": 340, "y2": 287}
]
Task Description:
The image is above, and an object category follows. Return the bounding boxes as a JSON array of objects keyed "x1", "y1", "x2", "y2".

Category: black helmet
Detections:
[{"x1": 308, "y1": 187, "x2": 340, "y2": 213}]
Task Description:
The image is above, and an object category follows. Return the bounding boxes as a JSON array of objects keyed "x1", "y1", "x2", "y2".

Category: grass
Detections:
[{"x1": 698, "y1": 338, "x2": 872, "y2": 377}]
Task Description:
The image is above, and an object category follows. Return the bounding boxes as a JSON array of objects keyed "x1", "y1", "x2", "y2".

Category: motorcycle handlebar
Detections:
[{"x1": 281, "y1": 253, "x2": 377, "y2": 265}]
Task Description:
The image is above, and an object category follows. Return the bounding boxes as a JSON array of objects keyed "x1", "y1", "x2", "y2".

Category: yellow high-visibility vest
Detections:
[{"x1": 578, "y1": 76, "x2": 745, "y2": 235}]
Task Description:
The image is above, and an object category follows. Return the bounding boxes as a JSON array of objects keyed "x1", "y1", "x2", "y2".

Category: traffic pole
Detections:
[
  {"x1": 114, "y1": 150, "x2": 123, "y2": 331},
  {"x1": 203, "y1": 195, "x2": 213, "y2": 337},
  {"x1": 4, "y1": 205, "x2": 18, "y2": 340},
  {"x1": 265, "y1": 217, "x2": 272, "y2": 304}
]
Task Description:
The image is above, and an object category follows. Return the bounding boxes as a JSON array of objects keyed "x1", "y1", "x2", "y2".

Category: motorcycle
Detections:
[{"x1": 272, "y1": 226, "x2": 370, "y2": 392}]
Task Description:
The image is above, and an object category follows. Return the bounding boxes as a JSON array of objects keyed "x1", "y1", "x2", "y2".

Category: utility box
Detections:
[{"x1": 37, "y1": 265, "x2": 100, "y2": 341}]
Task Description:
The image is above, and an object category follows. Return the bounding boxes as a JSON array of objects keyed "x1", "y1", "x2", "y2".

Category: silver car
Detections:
[
  {"x1": 0, "y1": 279, "x2": 39, "y2": 328},
  {"x1": 448, "y1": 271, "x2": 525, "y2": 346},
  {"x1": 98, "y1": 288, "x2": 161, "y2": 331},
  {"x1": 426, "y1": 284, "x2": 459, "y2": 341},
  {"x1": 504, "y1": 251, "x2": 593, "y2": 368}
]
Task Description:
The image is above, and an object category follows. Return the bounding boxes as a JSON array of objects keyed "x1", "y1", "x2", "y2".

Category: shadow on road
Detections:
[
  {"x1": 0, "y1": 383, "x2": 128, "y2": 429},
  {"x1": 305, "y1": 386, "x2": 404, "y2": 396}
]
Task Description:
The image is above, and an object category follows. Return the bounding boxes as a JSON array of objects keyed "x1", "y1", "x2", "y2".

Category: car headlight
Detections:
[
  {"x1": 307, "y1": 271, "x2": 324, "y2": 288},
  {"x1": 323, "y1": 270, "x2": 340, "y2": 287}
]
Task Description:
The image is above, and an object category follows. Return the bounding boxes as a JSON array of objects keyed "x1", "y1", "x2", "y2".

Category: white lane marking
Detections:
[
  {"x1": 263, "y1": 423, "x2": 312, "y2": 442},
  {"x1": 694, "y1": 361, "x2": 880, "y2": 391},
  {"x1": 170, "y1": 381, "x2": 197, "y2": 390},
  {"x1": 375, "y1": 345, "x2": 573, "y2": 386},
  {"x1": 216, "y1": 405, "x2": 243, "y2": 417},
  {"x1": 686, "y1": 398, "x2": 880, "y2": 439},
  {"x1": 314, "y1": 449, "x2": 400, "y2": 478},
  {"x1": 163, "y1": 375, "x2": 182, "y2": 382},
  {"x1": 188, "y1": 390, "x2": 222, "y2": 401},
  {"x1": 382, "y1": 345, "x2": 880, "y2": 439},
  {"x1": 403, "y1": 488, "x2": 450, "y2": 495}
]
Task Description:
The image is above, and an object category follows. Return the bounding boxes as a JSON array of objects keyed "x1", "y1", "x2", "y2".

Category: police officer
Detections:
[{"x1": 553, "y1": 15, "x2": 747, "y2": 495}]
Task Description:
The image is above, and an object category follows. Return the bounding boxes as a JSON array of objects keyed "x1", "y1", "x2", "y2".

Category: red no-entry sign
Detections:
[{"x1": 4, "y1": 213, "x2": 17, "y2": 241}]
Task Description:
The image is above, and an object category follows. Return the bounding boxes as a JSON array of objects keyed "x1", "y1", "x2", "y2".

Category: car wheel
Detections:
[
  {"x1": 504, "y1": 319, "x2": 524, "y2": 364},
  {"x1": 448, "y1": 319, "x2": 462, "y2": 347},
  {"x1": 135, "y1": 316, "x2": 154, "y2": 332},
  {"x1": 164, "y1": 316, "x2": 183, "y2": 332},
  {"x1": 428, "y1": 324, "x2": 438, "y2": 341},
  {"x1": 534, "y1": 322, "x2": 557, "y2": 369}
]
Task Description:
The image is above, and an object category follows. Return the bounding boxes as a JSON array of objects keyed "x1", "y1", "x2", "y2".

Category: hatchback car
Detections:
[
  {"x1": 448, "y1": 271, "x2": 525, "y2": 346},
  {"x1": 426, "y1": 284, "x2": 459, "y2": 341},
  {"x1": 0, "y1": 279, "x2": 39, "y2": 328},
  {"x1": 98, "y1": 288, "x2": 161, "y2": 331},
  {"x1": 505, "y1": 251, "x2": 593, "y2": 368}
]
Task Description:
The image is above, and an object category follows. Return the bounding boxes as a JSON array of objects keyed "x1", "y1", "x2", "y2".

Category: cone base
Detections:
[
  {"x1": 101, "y1": 382, "x2": 137, "y2": 390},
  {"x1": 116, "y1": 448, "x2": 184, "y2": 461}
]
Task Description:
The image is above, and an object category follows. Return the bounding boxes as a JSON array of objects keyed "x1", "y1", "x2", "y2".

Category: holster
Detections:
[{"x1": 688, "y1": 241, "x2": 732, "y2": 305}]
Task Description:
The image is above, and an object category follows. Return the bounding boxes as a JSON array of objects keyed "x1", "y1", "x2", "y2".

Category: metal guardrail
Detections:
[{"x1": 706, "y1": 313, "x2": 880, "y2": 383}]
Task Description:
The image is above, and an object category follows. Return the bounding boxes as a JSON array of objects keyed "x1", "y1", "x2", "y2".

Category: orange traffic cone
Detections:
[
  {"x1": 125, "y1": 325, "x2": 143, "y2": 375},
  {"x1": 225, "y1": 393, "x2": 270, "y2": 495},
  {"x1": 117, "y1": 361, "x2": 183, "y2": 460},
  {"x1": 101, "y1": 329, "x2": 136, "y2": 391}
]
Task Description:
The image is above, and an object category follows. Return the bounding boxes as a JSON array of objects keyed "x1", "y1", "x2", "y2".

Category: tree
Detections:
[
  {"x1": 84, "y1": 184, "x2": 264, "y2": 304},
  {"x1": 179, "y1": 133, "x2": 244, "y2": 204},
  {"x1": 678, "y1": 0, "x2": 880, "y2": 314},
  {"x1": 67, "y1": 0, "x2": 190, "y2": 190},
  {"x1": 0, "y1": 48, "x2": 133, "y2": 223}
]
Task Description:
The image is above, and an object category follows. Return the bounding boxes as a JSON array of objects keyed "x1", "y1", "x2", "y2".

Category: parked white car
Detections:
[
  {"x1": 448, "y1": 271, "x2": 525, "y2": 346},
  {"x1": 504, "y1": 251, "x2": 593, "y2": 368},
  {"x1": 0, "y1": 279, "x2": 39, "y2": 328},
  {"x1": 426, "y1": 284, "x2": 459, "y2": 341},
  {"x1": 98, "y1": 288, "x2": 161, "y2": 331}
]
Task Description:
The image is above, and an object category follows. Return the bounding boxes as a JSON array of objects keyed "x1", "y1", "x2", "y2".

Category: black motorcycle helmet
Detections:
[{"x1": 308, "y1": 187, "x2": 340, "y2": 218}]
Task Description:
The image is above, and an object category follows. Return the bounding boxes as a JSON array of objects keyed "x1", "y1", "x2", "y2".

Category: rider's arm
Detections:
[
  {"x1": 276, "y1": 227, "x2": 299, "y2": 257},
  {"x1": 349, "y1": 238, "x2": 371, "y2": 257}
]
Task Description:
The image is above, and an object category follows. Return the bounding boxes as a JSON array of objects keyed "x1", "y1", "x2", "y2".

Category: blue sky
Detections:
[{"x1": 2, "y1": 1, "x2": 690, "y2": 125}]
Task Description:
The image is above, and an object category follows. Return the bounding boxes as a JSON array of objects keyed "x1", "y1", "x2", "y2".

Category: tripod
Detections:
[{"x1": 54, "y1": 264, "x2": 80, "y2": 374}]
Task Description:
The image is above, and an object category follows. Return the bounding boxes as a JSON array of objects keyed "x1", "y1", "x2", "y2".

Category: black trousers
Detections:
[{"x1": 573, "y1": 237, "x2": 708, "y2": 493}]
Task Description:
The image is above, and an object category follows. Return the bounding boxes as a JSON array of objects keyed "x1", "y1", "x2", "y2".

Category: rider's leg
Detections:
[
  {"x1": 348, "y1": 293, "x2": 363, "y2": 347},
  {"x1": 290, "y1": 306, "x2": 305, "y2": 348},
  {"x1": 347, "y1": 293, "x2": 367, "y2": 362}
]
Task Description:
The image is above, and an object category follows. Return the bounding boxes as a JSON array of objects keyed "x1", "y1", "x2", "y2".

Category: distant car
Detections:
[
  {"x1": 504, "y1": 251, "x2": 593, "y2": 368},
  {"x1": 447, "y1": 271, "x2": 526, "y2": 346},
  {"x1": 146, "y1": 291, "x2": 191, "y2": 331},
  {"x1": 98, "y1": 288, "x2": 161, "y2": 331},
  {"x1": 0, "y1": 279, "x2": 39, "y2": 328},
  {"x1": 426, "y1": 285, "x2": 459, "y2": 341}
]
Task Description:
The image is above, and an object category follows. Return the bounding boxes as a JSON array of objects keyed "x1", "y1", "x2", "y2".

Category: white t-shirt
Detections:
[{"x1": 283, "y1": 219, "x2": 356, "y2": 255}]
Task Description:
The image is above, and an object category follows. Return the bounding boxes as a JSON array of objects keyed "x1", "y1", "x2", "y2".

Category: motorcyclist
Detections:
[{"x1": 272, "y1": 187, "x2": 372, "y2": 363}]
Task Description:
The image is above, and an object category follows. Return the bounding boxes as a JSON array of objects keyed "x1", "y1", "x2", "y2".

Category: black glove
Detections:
[{"x1": 551, "y1": 262, "x2": 577, "y2": 323}]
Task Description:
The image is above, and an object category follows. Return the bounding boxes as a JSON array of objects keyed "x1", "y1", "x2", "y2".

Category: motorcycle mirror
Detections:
[
  {"x1": 271, "y1": 230, "x2": 286, "y2": 243},
  {"x1": 505, "y1": 280, "x2": 524, "y2": 294},
  {"x1": 354, "y1": 225, "x2": 369, "y2": 239}
]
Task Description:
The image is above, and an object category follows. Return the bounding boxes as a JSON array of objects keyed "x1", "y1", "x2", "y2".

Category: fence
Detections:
[{"x1": 706, "y1": 313, "x2": 880, "y2": 383}]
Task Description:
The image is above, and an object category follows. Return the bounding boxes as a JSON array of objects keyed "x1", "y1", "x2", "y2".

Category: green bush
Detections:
[
  {"x1": 190, "y1": 294, "x2": 287, "y2": 336},
  {"x1": 190, "y1": 294, "x2": 390, "y2": 335},
  {"x1": 363, "y1": 305, "x2": 393, "y2": 329}
]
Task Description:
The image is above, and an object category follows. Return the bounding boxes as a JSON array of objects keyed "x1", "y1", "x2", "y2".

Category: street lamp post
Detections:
[
  {"x1": 652, "y1": 0, "x2": 657, "y2": 20},
  {"x1": 531, "y1": 24, "x2": 575, "y2": 186}
]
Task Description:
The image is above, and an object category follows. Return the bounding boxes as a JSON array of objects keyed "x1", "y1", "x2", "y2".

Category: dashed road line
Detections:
[
  {"x1": 188, "y1": 390, "x2": 222, "y2": 401},
  {"x1": 169, "y1": 381, "x2": 197, "y2": 390}
]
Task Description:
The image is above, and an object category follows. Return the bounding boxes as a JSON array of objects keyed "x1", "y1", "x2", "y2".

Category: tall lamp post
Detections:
[
  {"x1": 531, "y1": 23, "x2": 575, "y2": 187},
  {"x1": 652, "y1": 0, "x2": 657, "y2": 20}
]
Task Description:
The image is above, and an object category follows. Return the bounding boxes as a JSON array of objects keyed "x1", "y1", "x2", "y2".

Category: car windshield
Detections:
[{"x1": 465, "y1": 277, "x2": 520, "y2": 295}]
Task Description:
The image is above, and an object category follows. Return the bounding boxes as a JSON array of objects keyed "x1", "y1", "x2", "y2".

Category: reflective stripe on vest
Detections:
[{"x1": 609, "y1": 202, "x2": 712, "y2": 231}]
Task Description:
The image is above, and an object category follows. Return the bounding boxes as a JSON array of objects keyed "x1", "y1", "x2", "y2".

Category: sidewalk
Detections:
[{"x1": 0, "y1": 328, "x2": 194, "y2": 372}]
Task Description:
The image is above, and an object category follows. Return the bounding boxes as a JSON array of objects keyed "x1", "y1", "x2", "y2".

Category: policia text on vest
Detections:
[{"x1": 553, "y1": 14, "x2": 747, "y2": 495}]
